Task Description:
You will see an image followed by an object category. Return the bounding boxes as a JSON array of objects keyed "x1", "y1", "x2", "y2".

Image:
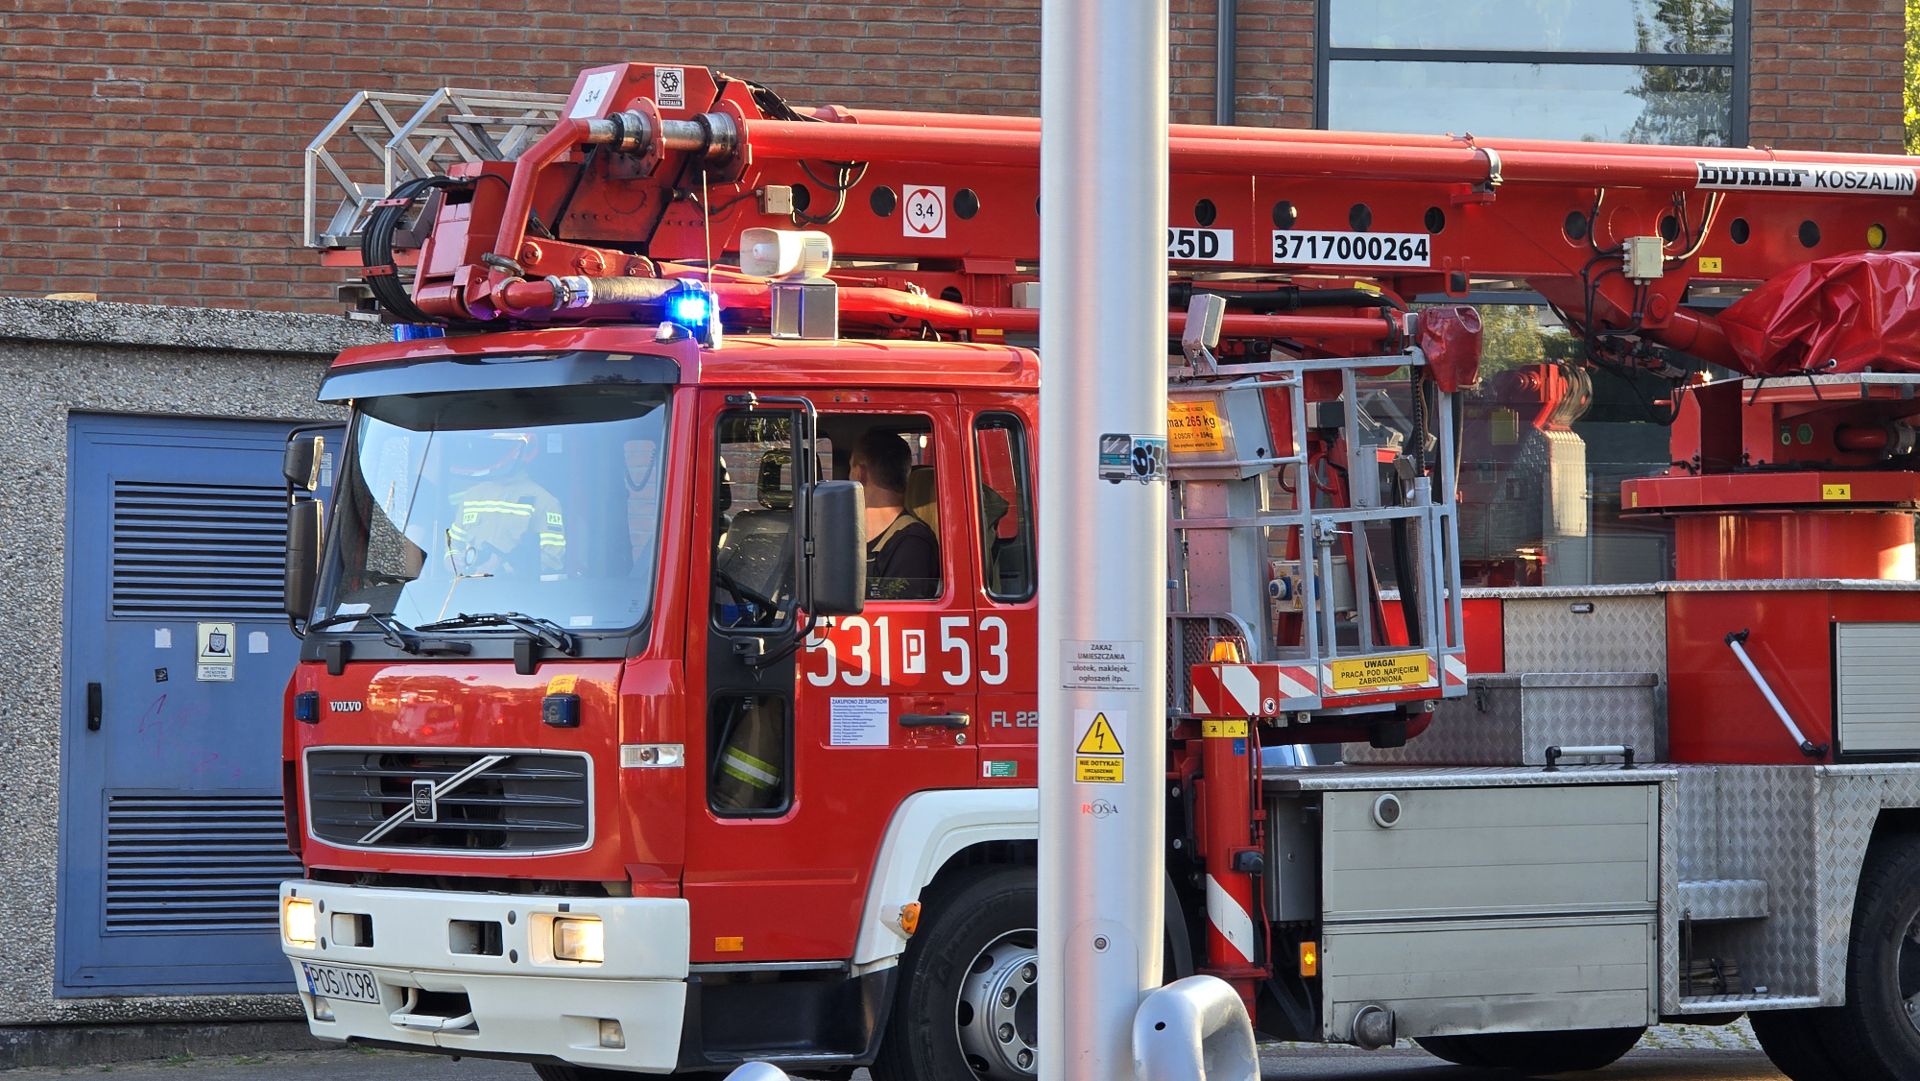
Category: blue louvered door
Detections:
[{"x1": 59, "y1": 415, "x2": 328, "y2": 995}]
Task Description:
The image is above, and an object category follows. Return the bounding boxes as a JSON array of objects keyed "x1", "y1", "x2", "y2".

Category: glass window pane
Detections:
[
  {"x1": 973, "y1": 414, "x2": 1035, "y2": 602},
  {"x1": 1455, "y1": 307, "x2": 1678, "y2": 588},
  {"x1": 1327, "y1": 60, "x2": 1732, "y2": 145},
  {"x1": 1328, "y1": 0, "x2": 1734, "y2": 55}
]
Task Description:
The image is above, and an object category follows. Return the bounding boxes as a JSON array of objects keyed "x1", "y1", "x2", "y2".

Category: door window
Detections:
[
  {"x1": 974, "y1": 414, "x2": 1035, "y2": 602},
  {"x1": 711, "y1": 410, "x2": 813, "y2": 629}
]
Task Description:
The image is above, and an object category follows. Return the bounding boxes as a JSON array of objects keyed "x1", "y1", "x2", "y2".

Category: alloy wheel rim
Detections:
[{"x1": 955, "y1": 928, "x2": 1040, "y2": 1077}]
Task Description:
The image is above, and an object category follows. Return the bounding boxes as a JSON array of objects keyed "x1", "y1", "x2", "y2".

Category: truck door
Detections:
[
  {"x1": 685, "y1": 390, "x2": 979, "y2": 962},
  {"x1": 967, "y1": 404, "x2": 1039, "y2": 781}
]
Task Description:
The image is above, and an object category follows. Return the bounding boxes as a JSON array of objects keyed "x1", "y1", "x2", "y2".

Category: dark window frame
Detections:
[
  {"x1": 1314, "y1": 0, "x2": 1750, "y2": 146},
  {"x1": 972, "y1": 411, "x2": 1037, "y2": 604}
]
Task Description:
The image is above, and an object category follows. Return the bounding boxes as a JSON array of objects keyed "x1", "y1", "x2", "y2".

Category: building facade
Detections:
[
  {"x1": 0, "y1": 1, "x2": 1906, "y2": 313},
  {"x1": 0, "y1": 0, "x2": 1909, "y2": 1048}
]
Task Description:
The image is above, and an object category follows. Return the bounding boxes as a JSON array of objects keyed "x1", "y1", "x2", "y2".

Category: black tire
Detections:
[
  {"x1": 871, "y1": 867, "x2": 1037, "y2": 1081},
  {"x1": 1808, "y1": 833, "x2": 1920, "y2": 1081},
  {"x1": 1413, "y1": 1026, "x2": 1645, "y2": 1073},
  {"x1": 1749, "y1": 1009, "x2": 1847, "y2": 1081},
  {"x1": 1412, "y1": 1035, "x2": 1493, "y2": 1068}
]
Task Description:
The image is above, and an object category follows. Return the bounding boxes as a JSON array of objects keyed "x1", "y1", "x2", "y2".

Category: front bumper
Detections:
[{"x1": 280, "y1": 880, "x2": 689, "y2": 1073}]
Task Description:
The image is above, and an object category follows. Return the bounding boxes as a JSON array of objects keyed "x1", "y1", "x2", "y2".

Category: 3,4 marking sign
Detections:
[{"x1": 903, "y1": 186, "x2": 947, "y2": 238}]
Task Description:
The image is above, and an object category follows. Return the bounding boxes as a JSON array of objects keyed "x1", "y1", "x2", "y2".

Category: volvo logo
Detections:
[
  {"x1": 327, "y1": 701, "x2": 365, "y2": 713},
  {"x1": 410, "y1": 779, "x2": 437, "y2": 823}
]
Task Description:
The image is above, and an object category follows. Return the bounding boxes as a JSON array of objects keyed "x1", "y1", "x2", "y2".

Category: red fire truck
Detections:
[{"x1": 280, "y1": 62, "x2": 1920, "y2": 1081}]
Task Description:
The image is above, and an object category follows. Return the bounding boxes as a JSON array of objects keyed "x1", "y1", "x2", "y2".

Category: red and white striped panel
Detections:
[
  {"x1": 1189, "y1": 663, "x2": 1319, "y2": 717},
  {"x1": 1442, "y1": 652, "x2": 1468, "y2": 688},
  {"x1": 1205, "y1": 874, "x2": 1256, "y2": 965}
]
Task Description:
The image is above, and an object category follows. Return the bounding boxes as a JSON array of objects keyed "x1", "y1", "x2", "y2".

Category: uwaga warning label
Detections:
[{"x1": 1062, "y1": 639, "x2": 1143, "y2": 691}]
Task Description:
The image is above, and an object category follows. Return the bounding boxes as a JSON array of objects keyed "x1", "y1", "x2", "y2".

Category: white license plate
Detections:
[
  {"x1": 1272, "y1": 229, "x2": 1431, "y2": 268},
  {"x1": 300, "y1": 960, "x2": 381, "y2": 1004}
]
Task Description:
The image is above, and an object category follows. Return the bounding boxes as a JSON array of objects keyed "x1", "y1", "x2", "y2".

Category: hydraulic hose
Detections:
[
  {"x1": 360, "y1": 175, "x2": 481, "y2": 327},
  {"x1": 1171, "y1": 284, "x2": 1404, "y2": 313}
]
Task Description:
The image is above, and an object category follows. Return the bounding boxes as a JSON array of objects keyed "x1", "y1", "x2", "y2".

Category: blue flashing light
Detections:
[
  {"x1": 392, "y1": 323, "x2": 446, "y2": 342},
  {"x1": 668, "y1": 287, "x2": 714, "y2": 327}
]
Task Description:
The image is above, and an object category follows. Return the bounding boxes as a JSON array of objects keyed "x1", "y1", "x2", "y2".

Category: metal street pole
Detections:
[{"x1": 1037, "y1": 0, "x2": 1169, "y2": 1076}]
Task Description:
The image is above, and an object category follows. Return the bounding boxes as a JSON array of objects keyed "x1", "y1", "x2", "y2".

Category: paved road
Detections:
[{"x1": 1, "y1": 1043, "x2": 1784, "y2": 1081}]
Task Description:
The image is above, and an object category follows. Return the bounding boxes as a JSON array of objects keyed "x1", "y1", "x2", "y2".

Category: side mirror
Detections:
[
  {"x1": 284, "y1": 435, "x2": 325, "y2": 492},
  {"x1": 284, "y1": 500, "x2": 323, "y2": 617},
  {"x1": 807, "y1": 480, "x2": 866, "y2": 616}
]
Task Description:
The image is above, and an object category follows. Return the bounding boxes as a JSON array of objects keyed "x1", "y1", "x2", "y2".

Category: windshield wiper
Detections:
[
  {"x1": 417, "y1": 611, "x2": 580, "y2": 654},
  {"x1": 306, "y1": 611, "x2": 422, "y2": 654}
]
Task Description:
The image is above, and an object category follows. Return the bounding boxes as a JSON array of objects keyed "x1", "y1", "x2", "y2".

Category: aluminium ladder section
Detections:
[{"x1": 1170, "y1": 349, "x2": 1465, "y2": 716}]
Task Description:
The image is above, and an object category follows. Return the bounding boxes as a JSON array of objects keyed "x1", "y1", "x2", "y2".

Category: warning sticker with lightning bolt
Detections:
[{"x1": 1075, "y1": 709, "x2": 1125, "y2": 783}]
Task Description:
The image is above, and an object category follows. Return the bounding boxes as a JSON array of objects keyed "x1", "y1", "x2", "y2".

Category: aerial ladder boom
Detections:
[{"x1": 315, "y1": 61, "x2": 1920, "y2": 383}]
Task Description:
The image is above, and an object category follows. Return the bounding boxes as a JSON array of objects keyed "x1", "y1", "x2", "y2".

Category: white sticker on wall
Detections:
[
  {"x1": 830, "y1": 697, "x2": 889, "y2": 747},
  {"x1": 248, "y1": 631, "x2": 270, "y2": 654},
  {"x1": 153, "y1": 628, "x2": 172, "y2": 649}
]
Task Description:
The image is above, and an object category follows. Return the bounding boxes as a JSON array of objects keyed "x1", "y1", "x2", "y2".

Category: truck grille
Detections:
[{"x1": 305, "y1": 749, "x2": 591, "y2": 854}]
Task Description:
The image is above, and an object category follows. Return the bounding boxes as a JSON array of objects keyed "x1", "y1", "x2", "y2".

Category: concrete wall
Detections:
[{"x1": 0, "y1": 298, "x2": 380, "y2": 1028}]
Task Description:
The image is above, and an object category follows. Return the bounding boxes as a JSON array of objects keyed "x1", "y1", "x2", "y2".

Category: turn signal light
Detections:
[
  {"x1": 899, "y1": 902, "x2": 922, "y2": 937},
  {"x1": 1208, "y1": 639, "x2": 1244, "y2": 663},
  {"x1": 1299, "y1": 941, "x2": 1320, "y2": 978}
]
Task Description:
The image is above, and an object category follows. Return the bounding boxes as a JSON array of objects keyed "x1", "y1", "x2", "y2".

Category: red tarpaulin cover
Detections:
[{"x1": 1717, "y1": 250, "x2": 1920, "y2": 376}]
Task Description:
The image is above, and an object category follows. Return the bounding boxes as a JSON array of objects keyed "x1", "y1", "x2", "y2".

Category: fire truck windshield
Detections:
[{"x1": 312, "y1": 385, "x2": 670, "y2": 636}]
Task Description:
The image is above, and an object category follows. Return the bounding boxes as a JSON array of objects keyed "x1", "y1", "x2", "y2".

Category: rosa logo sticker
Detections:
[{"x1": 904, "y1": 186, "x2": 947, "y2": 238}]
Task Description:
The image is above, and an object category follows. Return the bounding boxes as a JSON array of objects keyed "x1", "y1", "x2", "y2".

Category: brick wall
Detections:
[
  {"x1": 1748, "y1": 0, "x2": 1906, "y2": 151},
  {"x1": 0, "y1": 1, "x2": 1901, "y2": 314}
]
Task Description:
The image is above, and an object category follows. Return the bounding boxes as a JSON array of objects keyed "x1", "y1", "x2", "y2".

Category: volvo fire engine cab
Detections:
[{"x1": 279, "y1": 62, "x2": 1920, "y2": 1081}]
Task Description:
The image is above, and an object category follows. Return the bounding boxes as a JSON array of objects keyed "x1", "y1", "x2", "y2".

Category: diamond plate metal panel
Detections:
[
  {"x1": 1466, "y1": 580, "x2": 1920, "y2": 600},
  {"x1": 1261, "y1": 764, "x2": 1676, "y2": 791},
  {"x1": 1348, "y1": 672, "x2": 1663, "y2": 767},
  {"x1": 1502, "y1": 594, "x2": 1669, "y2": 675},
  {"x1": 1659, "y1": 765, "x2": 1920, "y2": 1010}
]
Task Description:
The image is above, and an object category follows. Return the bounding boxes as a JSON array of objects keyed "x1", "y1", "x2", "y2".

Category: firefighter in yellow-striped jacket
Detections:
[{"x1": 445, "y1": 432, "x2": 566, "y2": 576}]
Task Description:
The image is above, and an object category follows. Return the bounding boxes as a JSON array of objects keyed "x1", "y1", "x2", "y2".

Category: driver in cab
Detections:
[
  {"x1": 850, "y1": 430, "x2": 939, "y2": 599},
  {"x1": 445, "y1": 431, "x2": 566, "y2": 576}
]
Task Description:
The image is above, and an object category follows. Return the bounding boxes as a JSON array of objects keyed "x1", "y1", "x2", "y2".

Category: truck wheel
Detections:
[
  {"x1": 1414, "y1": 1026, "x2": 1644, "y2": 1072},
  {"x1": 1748, "y1": 1009, "x2": 1846, "y2": 1081},
  {"x1": 1808, "y1": 833, "x2": 1920, "y2": 1081},
  {"x1": 871, "y1": 867, "x2": 1037, "y2": 1081}
]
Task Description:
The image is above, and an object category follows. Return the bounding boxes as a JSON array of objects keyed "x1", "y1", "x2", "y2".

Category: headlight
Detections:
[
  {"x1": 552, "y1": 915, "x2": 604, "y2": 963},
  {"x1": 283, "y1": 897, "x2": 317, "y2": 948}
]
